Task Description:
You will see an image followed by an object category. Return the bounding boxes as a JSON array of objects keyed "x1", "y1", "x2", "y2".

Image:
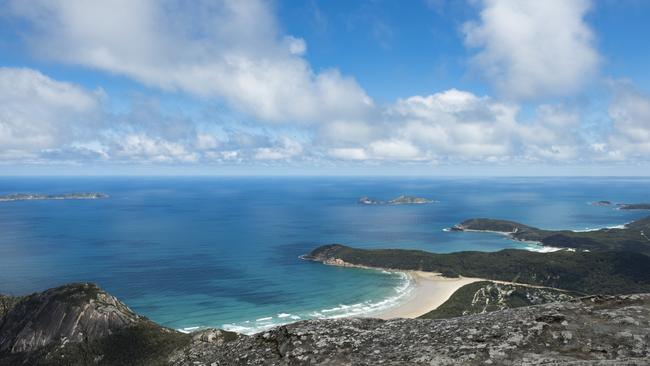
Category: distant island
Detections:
[
  {"x1": 0, "y1": 192, "x2": 109, "y2": 202},
  {"x1": 587, "y1": 200, "x2": 650, "y2": 210},
  {"x1": 358, "y1": 195, "x2": 435, "y2": 205},
  {"x1": 590, "y1": 200, "x2": 612, "y2": 206},
  {"x1": 450, "y1": 216, "x2": 650, "y2": 254},
  {"x1": 618, "y1": 203, "x2": 650, "y2": 210}
]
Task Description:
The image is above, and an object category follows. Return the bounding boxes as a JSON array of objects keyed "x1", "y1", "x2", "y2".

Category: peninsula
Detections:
[
  {"x1": 303, "y1": 243, "x2": 650, "y2": 295},
  {"x1": 0, "y1": 192, "x2": 109, "y2": 202},
  {"x1": 450, "y1": 216, "x2": 650, "y2": 254}
]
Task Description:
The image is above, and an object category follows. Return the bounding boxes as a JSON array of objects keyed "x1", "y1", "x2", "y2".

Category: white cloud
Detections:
[
  {"x1": 320, "y1": 120, "x2": 375, "y2": 144},
  {"x1": 0, "y1": 67, "x2": 101, "y2": 152},
  {"x1": 1, "y1": 1, "x2": 628, "y2": 169},
  {"x1": 112, "y1": 134, "x2": 199, "y2": 163},
  {"x1": 604, "y1": 82, "x2": 650, "y2": 158},
  {"x1": 463, "y1": 0, "x2": 599, "y2": 99},
  {"x1": 196, "y1": 134, "x2": 220, "y2": 150},
  {"x1": 318, "y1": 89, "x2": 583, "y2": 163},
  {"x1": 284, "y1": 36, "x2": 307, "y2": 56},
  {"x1": 368, "y1": 139, "x2": 422, "y2": 160},
  {"x1": 0, "y1": 66, "x2": 592, "y2": 166},
  {"x1": 9, "y1": 0, "x2": 373, "y2": 123},
  {"x1": 328, "y1": 148, "x2": 368, "y2": 160},
  {"x1": 389, "y1": 89, "x2": 517, "y2": 159},
  {"x1": 254, "y1": 137, "x2": 303, "y2": 160}
]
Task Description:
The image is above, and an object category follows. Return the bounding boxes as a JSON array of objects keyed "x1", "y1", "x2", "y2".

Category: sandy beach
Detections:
[{"x1": 375, "y1": 271, "x2": 484, "y2": 319}]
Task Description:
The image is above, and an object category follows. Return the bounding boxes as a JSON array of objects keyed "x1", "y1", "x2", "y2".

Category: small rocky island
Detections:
[
  {"x1": 590, "y1": 200, "x2": 612, "y2": 206},
  {"x1": 0, "y1": 192, "x2": 108, "y2": 202},
  {"x1": 358, "y1": 195, "x2": 435, "y2": 205}
]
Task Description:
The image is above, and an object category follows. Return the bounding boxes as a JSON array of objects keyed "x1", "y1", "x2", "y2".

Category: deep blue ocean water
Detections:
[{"x1": 0, "y1": 177, "x2": 648, "y2": 333}]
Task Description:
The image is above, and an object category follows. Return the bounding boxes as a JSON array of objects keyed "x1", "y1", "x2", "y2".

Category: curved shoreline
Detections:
[
  {"x1": 371, "y1": 271, "x2": 483, "y2": 319},
  {"x1": 199, "y1": 268, "x2": 416, "y2": 335},
  {"x1": 304, "y1": 256, "x2": 487, "y2": 319},
  {"x1": 307, "y1": 256, "x2": 573, "y2": 320}
]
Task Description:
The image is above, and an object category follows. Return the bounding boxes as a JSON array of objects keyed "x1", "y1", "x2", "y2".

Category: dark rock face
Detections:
[
  {"x1": 0, "y1": 283, "x2": 141, "y2": 354},
  {"x1": 171, "y1": 294, "x2": 650, "y2": 365},
  {"x1": 3, "y1": 283, "x2": 650, "y2": 365},
  {"x1": 0, "y1": 295, "x2": 21, "y2": 319}
]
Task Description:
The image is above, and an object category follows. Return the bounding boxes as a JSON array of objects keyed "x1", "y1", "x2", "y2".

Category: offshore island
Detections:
[
  {"x1": 0, "y1": 192, "x2": 108, "y2": 202},
  {"x1": 358, "y1": 195, "x2": 436, "y2": 205},
  {"x1": 2, "y1": 214, "x2": 650, "y2": 364}
]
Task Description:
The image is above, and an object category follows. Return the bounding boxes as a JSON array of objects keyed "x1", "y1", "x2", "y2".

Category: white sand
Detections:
[{"x1": 375, "y1": 271, "x2": 483, "y2": 319}]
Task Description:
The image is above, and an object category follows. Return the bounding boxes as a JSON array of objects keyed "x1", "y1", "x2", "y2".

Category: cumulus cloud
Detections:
[
  {"x1": 111, "y1": 134, "x2": 199, "y2": 163},
  {"x1": 392, "y1": 89, "x2": 516, "y2": 158},
  {"x1": 0, "y1": 65, "x2": 596, "y2": 167},
  {"x1": 0, "y1": 66, "x2": 305, "y2": 165},
  {"x1": 0, "y1": 67, "x2": 101, "y2": 156},
  {"x1": 323, "y1": 89, "x2": 582, "y2": 164},
  {"x1": 254, "y1": 137, "x2": 304, "y2": 160},
  {"x1": 9, "y1": 0, "x2": 373, "y2": 123},
  {"x1": 516, "y1": 104, "x2": 581, "y2": 161},
  {"x1": 1, "y1": 2, "x2": 632, "y2": 169},
  {"x1": 604, "y1": 82, "x2": 650, "y2": 159},
  {"x1": 463, "y1": 0, "x2": 599, "y2": 100}
]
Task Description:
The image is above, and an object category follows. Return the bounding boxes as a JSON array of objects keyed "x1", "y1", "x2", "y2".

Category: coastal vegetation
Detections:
[
  {"x1": 419, "y1": 281, "x2": 576, "y2": 319},
  {"x1": 453, "y1": 216, "x2": 650, "y2": 254},
  {"x1": 304, "y1": 244, "x2": 650, "y2": 295}
]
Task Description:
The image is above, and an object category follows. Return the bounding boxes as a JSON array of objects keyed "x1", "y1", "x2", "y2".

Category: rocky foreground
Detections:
[{"x1": 1, "y1": 284, "x2": 650, "y2": 365}]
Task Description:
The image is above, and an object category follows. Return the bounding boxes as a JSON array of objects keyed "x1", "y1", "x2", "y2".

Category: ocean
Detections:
[{"x1": 0, "y1": 176, "x2": 648, "y2": 333}]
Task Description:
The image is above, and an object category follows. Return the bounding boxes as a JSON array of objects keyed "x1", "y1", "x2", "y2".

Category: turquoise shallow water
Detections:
[{"x1": 0, "y1": 177, "x2": 648, "y2": 333}]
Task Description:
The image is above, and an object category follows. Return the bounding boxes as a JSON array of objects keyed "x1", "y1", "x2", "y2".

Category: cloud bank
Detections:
[{"x1": 0, "y1": 0, "x2": 645, "y2": 170}]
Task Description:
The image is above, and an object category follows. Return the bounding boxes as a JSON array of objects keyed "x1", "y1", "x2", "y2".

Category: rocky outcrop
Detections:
[
  {"x1": 171, "y1": 294, "x2": 650, "y2": 365},
  {"x1": 2, "y1": 284, "x2": 650, "y2": 365},
  {"x1": 0, "y1": 295, "x2": 21, "y2": 319},
  {"x1": 421, "y1": 281, "x2": 576, "y2": 319},
  {"x1": 452, "y1": 216, "x2": 650, "y2": 254},
  {"x1": 0, "y1": 283, "x2": 141, "y2": 354}
]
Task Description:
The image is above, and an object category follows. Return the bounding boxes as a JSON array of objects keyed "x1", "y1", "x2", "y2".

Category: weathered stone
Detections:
[
  {"x1": 0, "y1": 283, "x2": 140, "y2": 353},
  {"x1": 170, "y1": 294, "x2": 650, "y2": 366}
]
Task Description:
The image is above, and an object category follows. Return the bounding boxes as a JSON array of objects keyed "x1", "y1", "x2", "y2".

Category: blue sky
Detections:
[{"x1": 0, "y1": 0, "x2": 649, "y2": 175}]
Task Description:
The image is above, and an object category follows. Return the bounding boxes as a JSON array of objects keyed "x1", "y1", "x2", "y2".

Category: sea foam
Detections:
[{"x1": 216, "y1": 271, "x2": 414, "y2": 335}]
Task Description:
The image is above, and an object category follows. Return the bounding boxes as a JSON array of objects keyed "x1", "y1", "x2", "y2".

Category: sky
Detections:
[{"x1": 1, "y1": 0, "x2": 650, "y2": 176}]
